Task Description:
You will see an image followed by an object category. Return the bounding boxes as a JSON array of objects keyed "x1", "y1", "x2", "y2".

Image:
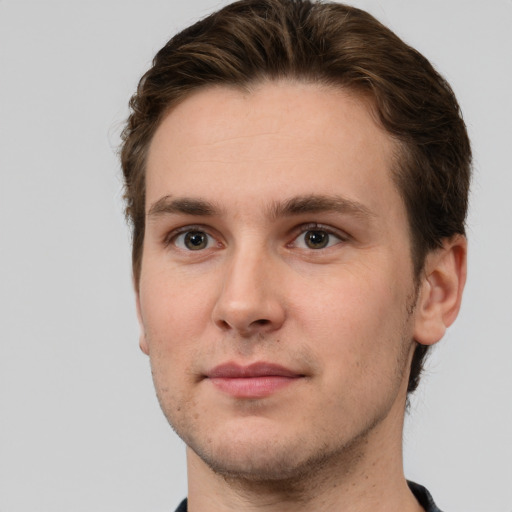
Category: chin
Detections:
[
  {"x1": 178, "y1": 416, "x2": 365, "y2": 485},
  {"x1": 199, "y1": 445, "x2": 331, "y2": 483},
  {"x1": 203, "y1": 444, "x2": 311, "y2": 481},
  {"x1": 173, "y1": 416, "x2": 319, "y2": 481}
]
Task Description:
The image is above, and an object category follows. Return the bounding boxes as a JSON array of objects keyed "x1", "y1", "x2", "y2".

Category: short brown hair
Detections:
[{"x1": 120, "y1": 0, "x2": 471, "y2": 393}]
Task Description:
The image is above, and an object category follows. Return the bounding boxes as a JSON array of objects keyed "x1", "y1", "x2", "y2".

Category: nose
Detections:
[{"x1": 211, "y1": 247, "x2": 286, "y2": 338}]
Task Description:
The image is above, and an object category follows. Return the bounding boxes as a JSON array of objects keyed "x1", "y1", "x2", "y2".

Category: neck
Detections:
[{"x1": 186, "y1": 394, "x2": 423, "y2": 512}]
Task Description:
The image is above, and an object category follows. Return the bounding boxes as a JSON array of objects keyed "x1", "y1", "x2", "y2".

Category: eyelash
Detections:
[
  {"x1": 164, "y1": 225, "x2": 218, "y2": 250},
  {"x1": 164, "y1": 223, "x2": 349, "y2": 251},
  {"x1": 288, "y1": 223, "x2": 349, "y2": 250}
]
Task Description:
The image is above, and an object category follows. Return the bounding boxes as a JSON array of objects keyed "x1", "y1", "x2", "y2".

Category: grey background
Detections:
[{"x1": 0, "y1": 1, "x2": 511, "y2": 510}]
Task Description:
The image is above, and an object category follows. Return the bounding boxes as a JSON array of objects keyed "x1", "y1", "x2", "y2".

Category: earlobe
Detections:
[
  {"x1": 413, "y1": 235, "x2": 467, "y2": 346},
  {"x1": 135, "y1": 291, "x2": 150, "y2": 356}
]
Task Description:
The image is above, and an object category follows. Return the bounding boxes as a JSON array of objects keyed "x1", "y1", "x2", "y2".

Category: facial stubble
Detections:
[{"x1": 148, "y1": 286, "x2": 420, "y2": 494}]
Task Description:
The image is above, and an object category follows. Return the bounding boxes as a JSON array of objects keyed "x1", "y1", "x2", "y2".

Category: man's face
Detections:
[{"x1": 137, "y1": 81, "x2": 421, "y2": 480}]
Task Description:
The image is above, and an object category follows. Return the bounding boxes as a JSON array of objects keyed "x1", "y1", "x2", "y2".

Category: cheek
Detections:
[
  {"x1": 138, "y1": 267, "x2": 221, "y2": 401},
  {"x1": 292, "y1": 263, "x2": 412, "y2": 372},
  {"x1": 140, "y1": 268, "x2": 215, "y2": 346},
  {"x1": 139, "y1": 275, "x2": 205, "y2": 412},
  {"x1": 294, "y1": 262, "x2": 403, "y2": 328}
]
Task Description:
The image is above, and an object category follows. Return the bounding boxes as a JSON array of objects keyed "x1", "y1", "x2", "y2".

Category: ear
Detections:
[
  {"x1": 413, "y1": 235, "x2": 467, "y2": 346},
  {"x1": 134, "y1": 285, "x2": 150, "y2": 356}
]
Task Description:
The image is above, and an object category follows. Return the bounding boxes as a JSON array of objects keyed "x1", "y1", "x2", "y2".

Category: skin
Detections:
[{"x1": 136, "y1": 81, "x2": 466, "y2": 511}]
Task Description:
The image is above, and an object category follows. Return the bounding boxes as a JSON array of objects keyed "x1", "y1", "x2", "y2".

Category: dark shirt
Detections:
[
  {"x1": 408, "y1": 481, "x2": 443, "y2": 512},
  {"x1": 174, "y1": 481, "x2": 442, "y2": 511}
]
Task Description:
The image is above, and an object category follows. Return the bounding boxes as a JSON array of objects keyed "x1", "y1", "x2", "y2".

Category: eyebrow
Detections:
[
  {"x1": 147, "y1": 196, "x2": 221, "y2": 219},
  {"x1": 268, "y1": 194, "x2": 375, "y2": 220},
  {"x1": 147, "y1": 193, "x2": 375, "y2": 221}
]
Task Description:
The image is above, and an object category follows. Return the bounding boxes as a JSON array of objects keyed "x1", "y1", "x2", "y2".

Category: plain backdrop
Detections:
[{"x1": 1, "y1": 1, "x2": 511, "y2": 511}]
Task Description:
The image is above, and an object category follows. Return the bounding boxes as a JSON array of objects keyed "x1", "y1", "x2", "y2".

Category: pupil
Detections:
[
  {"x1": 185, "y1": 231, "x2": 207, "y2": 250},
  {"x1": 306, "y1": 230, "x2": 328, "y2": 249}
]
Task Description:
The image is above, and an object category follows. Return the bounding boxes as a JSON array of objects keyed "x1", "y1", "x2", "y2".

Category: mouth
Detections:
[{"x1": 205, "y1": 362, "x2": 305, "y2": 399}]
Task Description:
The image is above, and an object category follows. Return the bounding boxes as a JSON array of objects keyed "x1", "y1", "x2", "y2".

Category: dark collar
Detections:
[{"x1": 175, "y1": 481, "x2": 443, "y2": 512}]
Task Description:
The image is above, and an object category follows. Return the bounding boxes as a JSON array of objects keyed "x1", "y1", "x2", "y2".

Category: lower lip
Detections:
[{"x1": 209, "y1": 376, "x2": 299, "y2": 398}]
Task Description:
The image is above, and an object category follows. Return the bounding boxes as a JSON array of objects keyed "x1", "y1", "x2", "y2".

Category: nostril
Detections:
[
  {"x1": 218, "y1": 319, "x2": 231, "y2": 330},
  {"x1": 253, "y1": 319, "x2": 270, "y2": 326}
]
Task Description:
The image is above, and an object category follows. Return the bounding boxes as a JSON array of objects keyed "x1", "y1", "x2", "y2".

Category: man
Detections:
[{"x1": 120, "y1": 1, "x2": 470, "y2": 510}]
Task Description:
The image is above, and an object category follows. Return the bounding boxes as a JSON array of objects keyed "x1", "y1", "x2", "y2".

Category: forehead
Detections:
[{"x1": 146, "y1": 81, "x2": 402, "y2": 218}]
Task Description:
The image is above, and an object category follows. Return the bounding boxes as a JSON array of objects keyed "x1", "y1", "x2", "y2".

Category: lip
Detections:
[{"x1": 206, "y1": 362, "x2": 304, "y2": 398}]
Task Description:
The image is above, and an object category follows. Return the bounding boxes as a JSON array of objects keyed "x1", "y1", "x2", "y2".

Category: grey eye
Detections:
[
  {"x1": 176, "y1": 231, "x2": 211, "y2": 250},
  {"x1": 304, "y1": 230, "x2": 329, "y2": 249}
]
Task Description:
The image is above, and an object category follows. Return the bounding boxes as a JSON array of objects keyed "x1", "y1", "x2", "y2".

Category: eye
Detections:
[
  {"x1": 174, "y1": 230, "x2": 214, "y2": 251},
  {"x1": 291, "y1": 226, "x2": 345, "y2": 250}
]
